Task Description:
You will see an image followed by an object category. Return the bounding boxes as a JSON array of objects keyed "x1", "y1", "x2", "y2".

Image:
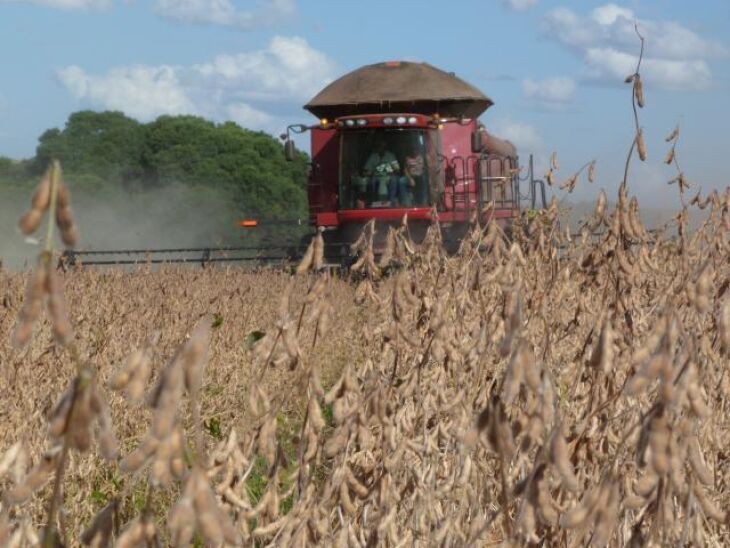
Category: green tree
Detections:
[
  {"x1": 34, "y1": 111, "x2": 146, "y2": 185},
  {"x1": 0, "y1": 156, "x2": 32, "y2": 183},
  {"x1": 3, "y1": 110, "x2": 312, "y2": 246},
  {"x1": 141, "y1": 116, "x2": 309, "y2": 220}
]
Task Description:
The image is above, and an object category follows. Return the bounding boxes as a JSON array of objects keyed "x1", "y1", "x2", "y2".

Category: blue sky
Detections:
[{"x1": 1, "y1": 0, "x2": 728, "y2": 206}]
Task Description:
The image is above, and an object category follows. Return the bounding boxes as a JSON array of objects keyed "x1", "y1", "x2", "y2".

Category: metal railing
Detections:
[
  {"x1": 517, "y1": 155, "x2": 548, "y2": 210},
  {"x1": 444, "y1": 153, "x2": 522, "y2": 215}
]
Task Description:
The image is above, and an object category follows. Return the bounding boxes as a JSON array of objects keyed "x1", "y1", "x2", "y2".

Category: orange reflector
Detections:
[{"x1": 239, "y1": 220, "x2": 258, "y2": 227}]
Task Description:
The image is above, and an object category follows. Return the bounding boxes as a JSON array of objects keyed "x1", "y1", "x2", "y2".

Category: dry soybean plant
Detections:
[
  {"x1": 2, "y1": 40, "x2": 730, "y2": 548},
  {"x1": 3, "y1": 161, "x2": 116, "y2": 547},
  {"x1": 1, "y1": 165, "x2": 729, "y2": 547}
]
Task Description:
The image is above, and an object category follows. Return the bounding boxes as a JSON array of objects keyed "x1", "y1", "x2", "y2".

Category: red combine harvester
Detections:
[
  {"x1": 62, "y1": 61, "x2": 546, "y2": 268},
  {"x1": 281, "y1": 61, "x2": 546, "y2": 259}
]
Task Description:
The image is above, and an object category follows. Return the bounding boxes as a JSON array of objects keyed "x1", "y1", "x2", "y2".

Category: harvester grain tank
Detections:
[{"x1": 283, "y1": 61, "x2": 537, "y2": 255}]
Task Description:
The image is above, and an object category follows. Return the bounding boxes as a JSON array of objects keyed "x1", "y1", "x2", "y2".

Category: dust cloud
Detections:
[
  {"x1": 1, "y1": 183, "x2": 244, "y2": 270},
  {"x1": 2, "y1": 182, "x2": 706, "y2": 271}
]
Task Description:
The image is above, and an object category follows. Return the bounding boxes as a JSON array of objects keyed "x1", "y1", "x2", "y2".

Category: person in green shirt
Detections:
[{"x1": 363, "y1": 139, "x2": 400, "y2": 206}]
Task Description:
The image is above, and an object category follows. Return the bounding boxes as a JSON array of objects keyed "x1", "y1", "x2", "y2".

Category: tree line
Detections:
[{"x1": 0, "y1": 111, "x2": 311, "y2": 243}]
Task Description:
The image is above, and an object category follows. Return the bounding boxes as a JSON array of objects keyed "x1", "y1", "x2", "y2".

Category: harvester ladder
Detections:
[
  {"x1": 449, "y1": 155, "x2": 474, "y2": 215},
  {"x1": 475, "y1": 154, "x2": 519, "y2": 211},
  {"x1": 518, "y1": 155, "x2": 548, "y2": 211},
  {"x1": 445, "y1": 154, "x2": 520, "y2": 215}
]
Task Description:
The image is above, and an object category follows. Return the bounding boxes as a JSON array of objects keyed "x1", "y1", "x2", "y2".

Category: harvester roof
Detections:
[{"x1": 304, "y1": 61, "x2": 493, "y2": 119}]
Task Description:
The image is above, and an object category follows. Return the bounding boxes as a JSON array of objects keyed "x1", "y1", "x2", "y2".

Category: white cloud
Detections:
[
  {"x1": 544, "y1": 7, "x2": 595, "y2": 49},
  {"x1": 156, "y1": 0, "x2": 295, "y2": 29},
  {"x1": 502, "y1": 0, "x2": 538, "y2": 11},
  {"x1": 58, "y1": 65, "x2": 197, "y2": 120},
  {"x1": 543, "y1": 3, "x2": 728, "y2": 90},
  {"x1": 193, "y1": 36, "x2": 335, "y2": 100},
  {"x1": 591, "y1": 3, "x2": 633, "y2": 26},
  {"x1": 226, "y1": 102, "x2": 273, "y2": 129},
  {"x1": 584, "y1": 48, "x2": 712, "y2": 90},
  {"x1": 522, "y1": 77, "x2": 576, "y2": 106},
  {"x1": 57, "y1": 36, "x2": 335, "y2": 133},
  {"x1": 0, "y1": 0, "x2": 110, "y2": 8}
]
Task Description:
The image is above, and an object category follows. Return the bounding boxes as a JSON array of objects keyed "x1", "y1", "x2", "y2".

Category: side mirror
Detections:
[
  {"x1": 284, "y1": 139, "x2": 296, "y2": 161},
  {"x1": 471, "y1": 130, "x2": 483, "y2": 154}
]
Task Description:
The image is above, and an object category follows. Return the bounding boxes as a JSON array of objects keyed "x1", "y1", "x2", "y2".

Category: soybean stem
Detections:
[{"x1": 44, "y1": 161, "x2": 60, "y2": 255}]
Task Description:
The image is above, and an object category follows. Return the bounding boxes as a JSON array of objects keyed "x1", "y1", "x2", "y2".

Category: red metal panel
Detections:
[
  {"x1": 335, "y1": 206, "x2": 516, "y2": 226},
  {"x1": 308, "y1": 128, "x2": 339, "y2": 224},
  {"x1": 338, "y1": 207, "x2": 434, "y2": 224},
  {"x1": 316, "y1": 212, "x2": 339, "y2": 226},
  {"x1": 439, "y1": 119, "x2": 479, "y2": 212},
  {"x1": 439, "y1": 119, "x2": 477, "y2": 160}
]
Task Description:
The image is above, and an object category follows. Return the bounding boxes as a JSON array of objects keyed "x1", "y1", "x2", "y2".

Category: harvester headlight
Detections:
[
  {"x1": 356, "y1": 118, "x2": 367, "y2": 126},
  {"x1": 345, "y1": 119, "x2": 355, "y2": 127},
  {"x1": 408, "y1": 116, "x2": 418, "y2": 124},
  {"x1": 383, "y1": 117, "x2": 394, "y2": 125},
  {"x1": 396, "y1": 116, "x2": 406, "y2": 124}
]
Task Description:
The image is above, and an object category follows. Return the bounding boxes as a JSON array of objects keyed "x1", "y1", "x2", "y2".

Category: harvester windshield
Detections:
[{"x1": 339, "y1": 128, "x2": 440, "y2": 209}]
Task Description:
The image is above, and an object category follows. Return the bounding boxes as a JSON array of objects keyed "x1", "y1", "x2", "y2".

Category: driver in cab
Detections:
[{"x1": 363, "y1": 139, "x2": 400, "y2": 206}]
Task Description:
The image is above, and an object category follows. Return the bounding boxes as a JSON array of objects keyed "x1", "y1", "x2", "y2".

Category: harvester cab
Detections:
[{"x1": 283, "y1": 61, "x2": 547, "y2": 256}]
